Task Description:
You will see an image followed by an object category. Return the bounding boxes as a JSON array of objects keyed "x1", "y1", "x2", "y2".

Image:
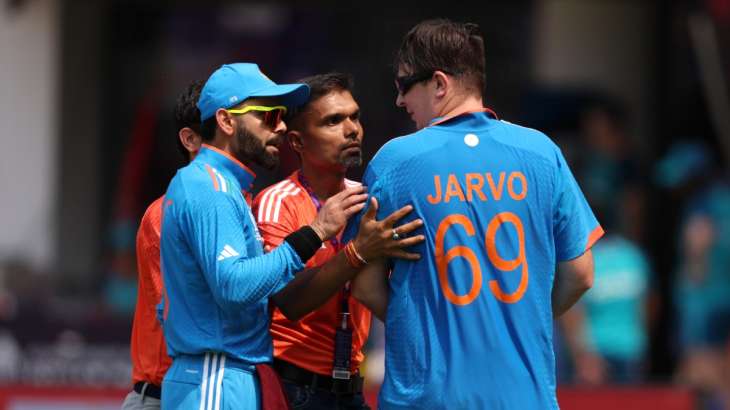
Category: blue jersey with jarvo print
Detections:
[{"x1": 345, "y1": 111, "x2": 603, "y2": 409}]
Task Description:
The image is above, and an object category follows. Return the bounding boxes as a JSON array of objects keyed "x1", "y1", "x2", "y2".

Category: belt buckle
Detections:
[{"x1": 331, "y1": 368, "x2": 350, "y2": 380}]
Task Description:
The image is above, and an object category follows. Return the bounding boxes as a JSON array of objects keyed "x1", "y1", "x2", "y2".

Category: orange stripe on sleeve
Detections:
[
  {"x1": 585, "y1": 225, "x2": 605, "y2": 251},
  {"x1": 205, "y1": 164, "x2": 220, "y2": 191}
]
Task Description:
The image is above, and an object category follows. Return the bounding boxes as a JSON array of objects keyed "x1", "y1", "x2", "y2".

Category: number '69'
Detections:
[{"x1": 434, "y1": 212, "x2": 528, "y2": 305}]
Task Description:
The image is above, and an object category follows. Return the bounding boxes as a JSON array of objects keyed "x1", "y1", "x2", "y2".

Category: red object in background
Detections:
[
  {"x1": 0, "y1": 384, "x2": 696, "y2": 409},
  {"x1": 114, "y1": 89, "x2": 161, "y2": 221},
  {"x1": 708, "y1": 0, "x2": 730, "y2": 23},
  {"x1": 0, "y1": 385, "x2": 127, "y2": 409},
  {"x1": 364, "y1": 385, "x2": 696, "y2": 409},
  {"x1": 364, "y1": 387, "x2": 378, "y2": 408},
  {"x1": 558, "y1": 386, "x2": 696, "y2": 410}
]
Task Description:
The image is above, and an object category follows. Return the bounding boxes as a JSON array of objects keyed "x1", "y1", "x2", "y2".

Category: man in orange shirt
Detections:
[
  {"x1": 122, "y1": 81, "x2": 203, "y2": 410},
  {"x1": 254, "y1": 73, "x2": 379, "y2": 409}
]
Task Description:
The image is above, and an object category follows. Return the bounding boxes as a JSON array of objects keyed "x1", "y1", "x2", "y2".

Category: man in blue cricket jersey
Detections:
[
  {"x1": 160, "y1": 63, "x2": 423, "y2": 410},
  {"x1": 348, "y1": 20, "x2": 603, "y2": 409}
]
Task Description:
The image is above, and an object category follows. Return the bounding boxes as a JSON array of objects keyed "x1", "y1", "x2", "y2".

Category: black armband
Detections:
[{"x1": 284, "y1": 225, "x2": 323, "y2": 263}]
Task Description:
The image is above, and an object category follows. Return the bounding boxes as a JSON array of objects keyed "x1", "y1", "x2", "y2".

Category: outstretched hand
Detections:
[
  {"x1": 309, "y1": 185, "x2": 368, "y2": 241},
  {"x1": 353, "y1": 197, "x2": 425, "y2": 262}
]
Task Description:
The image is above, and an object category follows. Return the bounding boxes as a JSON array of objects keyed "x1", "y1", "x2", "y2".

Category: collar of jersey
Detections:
[
  {"x1": 428, "y1": 107, "x2": 498, "y2": 127},
  {"x1": 198, "y1": 144, "x2": 256, "y2": 193}
]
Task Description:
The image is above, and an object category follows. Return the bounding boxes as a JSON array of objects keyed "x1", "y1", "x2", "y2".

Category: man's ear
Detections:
[
  {"x1": 178, "y1": 127, "x2": 202, "y2": 154},
  {"x1": 433, "y1": 70, "x2": 450, "y2": 98},
  {"x1": 288, "y1": 130, "x2": 304, "y2": 153},
  {"x1": 215, "y1": 109, "x2": 236, "y2": 136}
]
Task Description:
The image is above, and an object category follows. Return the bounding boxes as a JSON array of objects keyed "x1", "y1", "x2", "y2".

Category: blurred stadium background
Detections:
[{"x1": 1, "y1": 0, "x2": 729, "y2": 408}]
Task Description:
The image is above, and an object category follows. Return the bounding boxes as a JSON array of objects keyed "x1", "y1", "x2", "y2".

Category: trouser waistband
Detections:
[
  {"x1": 273, "y1": 358, "x2": 364, "y2": 395},
  {"x1": 133, "y1": 381, "x2": 161, "y2": 400},
  {"x1": 174, "y1": 352, "x2": 256, "y2": 373}
]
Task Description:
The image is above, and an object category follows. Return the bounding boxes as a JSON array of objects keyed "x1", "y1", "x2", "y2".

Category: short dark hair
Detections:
[
  {"x1": 394, "y1": 19, "x2": 486, "y2": 97},
  {"x1": 173, "y1": 80, "x2": 203, "y2": 158},
  {"x1": 286, "y1": 72, "x2": 354, "y2": 129},
  {"x1": 201, "y1": 116, "x2": 217, "y2": 142}
]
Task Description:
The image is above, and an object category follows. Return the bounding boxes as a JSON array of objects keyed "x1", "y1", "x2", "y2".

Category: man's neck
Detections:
[
  {"x1": 300, "y1": 162, "x2": 346, "y2": 201},
  {"x1": 209, "y1": 135, "x2": 236, "y2": 158},
  {"x1": 436, "y1": 93, "x2": 484, "y2": 122},
  {"x1": 209, "y1": 134, "x2": 255, "y2": 169}
]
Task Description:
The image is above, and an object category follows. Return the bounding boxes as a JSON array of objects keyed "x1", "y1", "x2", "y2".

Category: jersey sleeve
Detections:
[
  {"x1": 253, "y1": 191, "x2": 299, "y2": 251},
  {"x1": 178, "y1": 185, "x2": 303, "y2": 306},
  {"x1": 136, "y1": 200, "x2": 164, "y2": 305},
  {"x1": 552, "y1": 148, "x2": 604, "y2": 261}
]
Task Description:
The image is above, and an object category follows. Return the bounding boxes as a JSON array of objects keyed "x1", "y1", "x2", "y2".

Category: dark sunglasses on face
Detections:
[
  {"x1": 395, "y1": 71, "x2": 435, "y2": 96},
  {"x1": 226, "y1": 105, "x2": 287, "y2": 129}
]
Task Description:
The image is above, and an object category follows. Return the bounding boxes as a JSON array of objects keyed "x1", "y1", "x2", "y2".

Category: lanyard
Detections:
[{"x1": 297, "y1": 171, "x2": 351, "y2": 325}]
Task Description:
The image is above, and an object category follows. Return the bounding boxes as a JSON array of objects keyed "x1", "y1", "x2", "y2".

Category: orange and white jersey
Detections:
[
  {"x1": 130, "y1": 196, "x2": 172, "y2": 386},
  {"x1": 253, "y1": 170, "x2": 370, "y2": 376}
]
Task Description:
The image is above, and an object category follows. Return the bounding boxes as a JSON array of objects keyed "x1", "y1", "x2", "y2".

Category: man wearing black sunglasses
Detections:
[{"x1": 347, "y1": 19, "x2": 602, "y2": 409}]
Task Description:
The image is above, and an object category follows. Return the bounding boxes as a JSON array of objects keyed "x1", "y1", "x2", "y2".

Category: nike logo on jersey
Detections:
[{"x1": 217, "y1": 245, "x2": 240, "y2": 261}]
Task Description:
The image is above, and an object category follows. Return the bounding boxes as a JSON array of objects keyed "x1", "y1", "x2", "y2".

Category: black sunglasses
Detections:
[{"x1": 395, "y1": 71, "x2": 435, "y2": 95}]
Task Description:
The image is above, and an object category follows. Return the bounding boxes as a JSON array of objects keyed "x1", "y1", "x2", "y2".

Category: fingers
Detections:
[
  {"x1": 332, "y1": 185, "x2": 365, "y2": 200},
  {"x1": 343, "y1": 202, "x2": 366, "y2": 217},
  {"x1": 382, "y1": 204, "x2": 414, "y2": 226},
  {"x1": 339, "y1": 193, "x2": 368, "y2": 210},
  {"x1": 394, "y1": 235, "x2": 425, "y2": 248},
  {"x1": 388, "y1": 250, "x2": 421, "y2": 261},
  {"x1": 370, "y1": 196, "x2": 379, "y2": 210},
  {"x1": 395, "y1": 218, "x2": 423, "y2": 235},
  {"x1": 362, "y1": 196, "x2": 379, "y2": 221}
]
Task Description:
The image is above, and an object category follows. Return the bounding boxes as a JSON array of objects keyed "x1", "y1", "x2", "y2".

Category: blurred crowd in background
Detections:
[
  {"x1": 1, "y1": 0, "x2": 730, "y2": 408},
  {"x1": 553, "y1": 98, "x2": 730, "y2": 408}
]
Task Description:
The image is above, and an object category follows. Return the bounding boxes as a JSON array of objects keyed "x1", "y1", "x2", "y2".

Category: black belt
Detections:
[
  {"x1": 133, "y1": 381, "x2": 161, "y2": 400},
  {"x1": 273, "y1": 359, "x2": 363, "y2": 395}
]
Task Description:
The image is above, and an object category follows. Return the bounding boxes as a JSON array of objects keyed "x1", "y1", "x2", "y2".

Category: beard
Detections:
[
  {"x1": 234, "y1": 121, "x2": 281, "y2": 170},
  {"x1": 337, "y1": 138, "x2": 363, "y2": 169},
  {"x1": 338, "y1": 149, "x2": 362, "y2": 169}
]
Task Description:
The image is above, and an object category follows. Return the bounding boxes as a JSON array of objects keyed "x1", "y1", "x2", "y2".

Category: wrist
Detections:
[
  {"x1": 344, "y1": 240, "x2": 368, "y2": 268},
  {"x1": 284, "y1": 226, "x2": 323, "y2": 263},
  {"x1": 309, "y1": 222, "x2": 327, "y2": 241},
  {"x1": 352, "y1": 237, "x2": 370, "y2": 262}
]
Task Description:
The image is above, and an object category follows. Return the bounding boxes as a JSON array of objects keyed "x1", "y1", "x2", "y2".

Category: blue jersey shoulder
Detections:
[
  {"x1": 369, "y1": 118, "x2": 563, "y2": 175},
  {"x1": 367, "y1": 130, "x2": 423, "y2": 175},
  {"x1": 489, "y1": 120, "x2": 561, "y2": 159},
  {"x1": 168, "y1": 160, "x2": 236, "y2": 204}
]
